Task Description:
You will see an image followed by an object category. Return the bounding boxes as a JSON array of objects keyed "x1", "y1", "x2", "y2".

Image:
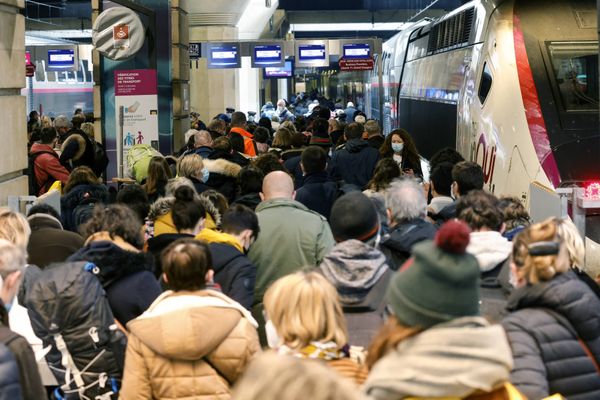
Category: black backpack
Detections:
[
  {"x1": 92, "y1": 141, "x2": 109, "y2": 178},
  {"x1": 70, "y1": 195, "x2": 98, "y2": 232},
  {"x1": 28, "y1": 151, "x2": 58, "y2": 196}
]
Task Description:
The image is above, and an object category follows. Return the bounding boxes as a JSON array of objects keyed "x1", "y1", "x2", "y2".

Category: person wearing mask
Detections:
[
  {"x1": 120, "y1": 238, "x2": 260, "y2": 399},
  {"x1": 433, "y1": 161, "x2": 484, "y2": 223},
  {"x1": 380, "y1": 129, "x2": 423, "y2": 179},
  {"x1": 230, "y1": 112, "x2": 257, "y2": 157},
  {"x1": 276, "y1": 99, "x2": 294, "y2": 122},
  {"x1": 294, "y1": 146, "x2": 337, "y2": 220},
  {"x1": 426, "y1": 161, "x2": 455, "y2": 216},
  {"x1": 29, "y1": 126, "x2": 70, "y2": 196},
  {"x1": 176, "y1": 153, "x2": 210, "y2": 195},
  {"x1": 364, "y1": 220, "x2": 520, "y2": 400}
]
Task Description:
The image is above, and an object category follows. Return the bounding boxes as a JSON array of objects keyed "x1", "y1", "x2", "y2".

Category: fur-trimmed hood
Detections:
[
  {"x1": 203, "y1": 158, "x2": 241, "y2": 178},
  {"x1": 148, "y1": 193, "x2": 221, "y2": 227},
  {"x1": 61, "y1": 133, "x2": 86, "y2": 161}
]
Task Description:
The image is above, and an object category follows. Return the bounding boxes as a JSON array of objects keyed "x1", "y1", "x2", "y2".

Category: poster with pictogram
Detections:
[{"x1": 113, "y1": 24, "x2": 130, "y2": 50}]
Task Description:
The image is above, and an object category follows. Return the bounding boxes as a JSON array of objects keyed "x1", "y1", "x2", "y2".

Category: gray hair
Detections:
[
  {"x1": 53, "y1": 115, "x2": 71, "y2": 129},
  {"x1": 384, "y1": 178, "x2": 427, "y2": 223},
  {"x1": 193, "y1": 130, "x2": 213, "y2": 147},
  {"x1": 166, "y1": 177, "x2": 196, "y2": 196},
  {"x1": 0, "y1": 239, "x2": 26, "y2": 279},
  {"x1": 364, "y1": 120, "x2": 380, "y2": 137}
]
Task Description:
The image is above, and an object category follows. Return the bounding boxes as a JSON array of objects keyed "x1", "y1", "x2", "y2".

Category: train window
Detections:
[
  {"x1": 547, "y1": 41, "x2": 599, "y2": 111},
  {"x1": 478, "y1": 62, "x2": 493, "y2": 104}
]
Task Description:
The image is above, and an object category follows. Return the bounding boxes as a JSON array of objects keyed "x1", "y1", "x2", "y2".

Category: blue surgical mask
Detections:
[
  {"x1": 391, "y1": 143, "x2": 404, "y2": 153},
  {"x1": 202, "y1": 167, "x2": 210, "y2": 183}
]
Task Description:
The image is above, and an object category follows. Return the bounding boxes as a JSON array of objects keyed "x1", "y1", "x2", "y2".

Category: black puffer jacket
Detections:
[
  {"x1": 330, "y1": 139, "x2": 380, "y2": 189},
  {"x1": 294, "y1": 171, "x2": 338, "y2": 220},
  {"x1": 502, "y1": 271, "x2": 600, "y2": 400},
  {"x1": 60, "y1": 183, "x2": 108, "y2": 232},
  {"x1": 380, "y1": 218, "x2": 437, "y2": 270},
  {"x1": 0, "y1": 343, "x2": 21, "y2": 400},
  {"x1": 209, "y1": 242, "x2": 256, "y2": 310}
]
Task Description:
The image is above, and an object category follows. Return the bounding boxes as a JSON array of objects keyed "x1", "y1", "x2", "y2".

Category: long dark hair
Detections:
[
  {"x1": 143, "y1": 156, "x2": 172, "y2": 195},
  {"x1": 380, "y1": 129, "x2": 421, "y2": 171},
  {"x1": 367, "y1": 158, "x2": 401, "y2": 192}
]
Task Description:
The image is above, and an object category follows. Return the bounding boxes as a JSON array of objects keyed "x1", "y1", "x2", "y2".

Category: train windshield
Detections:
[{"x1": 547, "y1": 41, "x2": 599, "y2": 111}]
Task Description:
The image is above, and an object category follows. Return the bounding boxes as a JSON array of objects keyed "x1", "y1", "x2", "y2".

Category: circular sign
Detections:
[{"x1": 92, "y1": 7, "x2": 145, "y2": 61}]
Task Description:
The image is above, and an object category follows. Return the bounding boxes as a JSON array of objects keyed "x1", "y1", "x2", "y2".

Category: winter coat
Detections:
[
  {"x1": 146, "y1": 233, "x2": 195, "y2": 278},
  {"x1": 189, "y1": 176, "x2": 211, "y2": 195},
  {"x1": 27, "y1": 213, "x2": 84, "y2": 268},
  {"x1": 283, "y1": 155, "x2": 303, "y2": 188},
  {"x1": 29, "y1": 143, "x2": 70, "y2": 196},
  {"x1": 120, "y1": 290, "x2": 260, "y2": 400},
  {"x1": 147, "y1": 194, "x2": 221, "y2": 238},
  {"x1": 210, "y1": 242, "x2": 256, "y2": 310},
  {"x1": 60, "y1": 183, "x2": 108, "y2": 232},
  {"x1": 204, "y1": 158, "x2": 242, "y2": 203},
  {"x1": 248, "y1": 198, "x2": 335, "y2": 305},
  {"x1": 0, "y1": 326, "x2": 46, "y2": 400},
  {"x1": 364, "y1": 317, "x2": 514, "y2": 400},
  {"x1": 0, "y1": 343, "x2": 21, "y2": 400},
  {"x1": 295, "y1": 171, "x2": 338, "y2": 220},
  {"x1": 330, "y1": 139, "x2": 380, "y2": 189},
  {"x1": 68, "y1": 233, "x2": 161, "y2": 325},
  {"x1": 319, "y1": 240, "x2": 392, "y2": 347},
  {"x1": 232, "y1": 193, "x2": 261, "y2": 211},
  {"x1": 59, "y1": 130, "x2": 97, "y2": 173},
  {"x1": 191, "y1": 145, "x2": 213, "y2": 159},
  {"x1": 367, "y1": 135, "x2": 385, "y2": 150},
  {"x1": 380, "y1": 218, "x2": 437, "y2": 270},
  {"x1": 432, "y1": 201, "x2": 457, "y2": 225},
  {"x1": 502, "y1": 270, "x2": 600, "y2": 400},
  {"x1": 468, "y1": 231, "x2": 512, "y2": 274},
  {"x1": 230, "y1": 127, "x2": 257, "y2": 157}
]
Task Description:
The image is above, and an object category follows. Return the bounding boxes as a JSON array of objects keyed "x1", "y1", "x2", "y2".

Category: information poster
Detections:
[{"x1": 114, "y1": 69, "x2": 158, "y2": 176}]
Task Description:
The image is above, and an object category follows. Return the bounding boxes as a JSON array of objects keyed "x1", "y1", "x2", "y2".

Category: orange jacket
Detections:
[{"x1": 230, "y1": 127, "x2": 256, "y2": 157}]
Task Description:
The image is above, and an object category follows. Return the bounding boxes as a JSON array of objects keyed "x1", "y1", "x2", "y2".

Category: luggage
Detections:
[{"x1": 126, "y1": 144, "x2": 162, "y2": 184}]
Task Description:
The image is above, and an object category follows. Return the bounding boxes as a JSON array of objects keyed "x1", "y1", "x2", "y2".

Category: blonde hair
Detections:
[
  {"x1": 0, "y1": 208, "x2": 31, "y2": 249},
  {"x1": 232, "y1": 352, "x2": 361, "y2": 400},
  {"x1": 81, "y1": 122, "x2": 95, "y2": 140},
  {"x1": 512, "y1": 218, "x2": 570, "y2": 284},
  {"x1": 553, "y1": 217, "x2": 585, "y2": 268},
  {"x1": 263, "y1": 271, "x2": 348, "y2": 350},
  {"x1": 177, "y1": 154, "x2": 203, "y2": 180},
  {"x1": 40, "y1": 115, "x2": 52, "y2": 128},
  {"x1": 280, "y1": 120, "x2": 296, "y2": 133}
]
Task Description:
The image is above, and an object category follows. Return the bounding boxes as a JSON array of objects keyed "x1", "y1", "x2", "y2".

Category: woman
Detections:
[
  {"x1": 120, "y1": 238, "x2": 260, "y2": 400},
  {"x1": 143, "y1": 156, "x2": 172, "y2": 203},
  {"x1": 502, "y1": 219, "x2": 600, "y2": 399},
  {"x1": 269, "y1": 128, "x2": 293, "y2": 158},
  {"x1": 263, "y1": 271, "x2": 368, "y2": 385},
  {"x1": 365, "y1": 220, "x2": 519, "y2": 400},
  {"x1": 146, "y1": 185, "x2": 205, "y2": 276},
  {"x1": 363, "y1": 158, "x2": 401, "y2": 233},
  {"x1": 68, "y1": 204, "x2": 161, "y2": 325},
  {"x1": 177, "y1": 153, "x2": 210, "y2": 195},
  {"x1": 60, "y1": 166, "x2": 108, "y2": 232},
  {"x1": 380, "y1": 129, "x2": 423, "y2": 178},
  {"x1": 498, "y1": 196, "x2": 531, "y2": 241}
]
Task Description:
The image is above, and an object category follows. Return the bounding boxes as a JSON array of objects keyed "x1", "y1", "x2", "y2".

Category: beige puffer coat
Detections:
[{"x1": 120, "y1": 290, "x2": 260, "y2": 400}]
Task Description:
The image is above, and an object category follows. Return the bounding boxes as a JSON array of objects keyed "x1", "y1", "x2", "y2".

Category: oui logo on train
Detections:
[{"x1": 475, "y1": 133, "x2": 496, "y2": 188}]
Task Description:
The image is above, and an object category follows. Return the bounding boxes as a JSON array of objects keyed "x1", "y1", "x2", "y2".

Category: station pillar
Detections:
[{"x1": 0, "y1": 0, "x2": 27, "y2": 203}]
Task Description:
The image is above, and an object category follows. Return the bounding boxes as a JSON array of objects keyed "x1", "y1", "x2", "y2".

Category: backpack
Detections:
[
  {"x1": 71, "y1": 195, "x2": 98, "y2": 232},
  {"x1": 126, "y1": 144, "x2": 162, "y2": 183},
  {"x1": 25, "y1": 261, "x2": 126, "y2": 400},
  {"x1": 28, "y1": 151, "x2": 58, "y2": 196},
  {"x1": 92, "y1": 141, "x2": 109, "y2": 178}
]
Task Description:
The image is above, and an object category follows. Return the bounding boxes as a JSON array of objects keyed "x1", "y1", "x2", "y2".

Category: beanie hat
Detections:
[
  {"x1": 387, "y1": 220, "x2": 480, "y2": 328},
  {"x1": 330, "y1": 192, "x2": 379, "y2": 242}
]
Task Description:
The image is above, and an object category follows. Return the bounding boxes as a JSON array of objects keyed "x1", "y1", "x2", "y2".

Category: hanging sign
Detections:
[{"x1": 339, "y1": 57, "x2": 375, "y2": 71}]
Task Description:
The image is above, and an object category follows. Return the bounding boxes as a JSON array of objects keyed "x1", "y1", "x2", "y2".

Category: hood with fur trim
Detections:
[
  {"x1": 61, "y1": 133, "x2": 86, "y2": 161},
  {"x1": 148, "y1": 193, "x2": 221, "y2": 227},
  {"x1": 203, "y1": 158, "x2": 241, "y2": 177}
]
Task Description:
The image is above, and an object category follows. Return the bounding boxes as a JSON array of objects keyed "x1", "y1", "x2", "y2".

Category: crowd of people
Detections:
[{"x1": 4, "y1": 101, "x2": 600, "y2": 399}]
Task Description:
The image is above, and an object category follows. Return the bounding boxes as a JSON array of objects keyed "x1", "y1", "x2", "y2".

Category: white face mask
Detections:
[{"x1": 265, "y1": 320, "x2": 282, "y2": 349}]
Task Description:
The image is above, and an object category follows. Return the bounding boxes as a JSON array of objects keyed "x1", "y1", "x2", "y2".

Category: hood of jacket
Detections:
[
  {"x1": 319, "y1": 240, "x2": 389, "y2": 304},
  {"x1": 467, "y1": 231, "x2": 512, "y2": 272},
  {"x1": 365, "y1": 317, "x2": 513, "y2": 399},
  {"x1": 382, "y1": 218, "x2": 437, "y2": 254},
  {"x1": 203, "y1": 158, "x2": 241, "y2": 178},
  {"x1": 127, "y1": 290, "x2": 257, "y2": 360},
  {"x1": 27, "y1": 213, "x2": 63, "y2": 231},
  {"x1": 148, "y1": 194, "x2": 221, "y2": 227},
  {"x1": 67, "y1": 234, "x2": 155, "y2": 288},
  {"x1": 61, "y1": 184, "x2": 107, "y2": 210},
  {"x1": 61, "y1": 133, "x2": 86, "y2": 160},
  {"x1": 344, "y1": 138, "x2": 370, "y2": 153}
]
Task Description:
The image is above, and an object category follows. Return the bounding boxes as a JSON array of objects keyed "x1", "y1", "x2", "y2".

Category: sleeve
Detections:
[
  {"x1": 228, "y1": 259, "x2": 256, "y2": 310},
  {"x1": 502, "y1": 316, "x2": 550, "y2": 399},
  {"x1": 59, "y1": 140, "x2": 80, "y2": 167},
  {"x1": 315, "y1": 220, "x2": 335, "y2": 265},
  {"x1": 329, "y1": 153, "x2": 341, "y2": 181},
  {"x1": 133, "y1": 272, "x2": 162, "y2": 321},
  {"x1": 8, "y1": 336, "x2": 46, "y2": 400},
  {"x1": 40, "y1": 154, "x2": 71, "y2": 186},
  {"x1": 119, "y1": 335, "x2": 153, "y2": 400}
]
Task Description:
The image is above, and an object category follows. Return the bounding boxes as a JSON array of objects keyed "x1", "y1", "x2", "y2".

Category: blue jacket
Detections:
[
  {"x1": 209, "y1": 242, "x2": 256, "y2": 310},
  {"x1": 329, "y1": 139, "x2": 380, "y2": 189},
  {"x1": 0, "y1": 343, "x2": 21, "y2": 400},
  {"x1": 61, "y1": 183, "x2": 108, "y2": 232},
  {"x1": 502, "y1": 271, "x2": 600, "y2": 400},
  {"x1": 295, "y1": 171, "x2": 338, "y2": 220}
]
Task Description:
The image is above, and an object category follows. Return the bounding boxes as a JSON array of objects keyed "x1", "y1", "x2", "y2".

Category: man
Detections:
[
  {"x1": 229, "y1": 111, "x2": 257, "y2": 157},
  {"x1": 329, "y1": 122, "x2": 380, "y2": 189},
  {"x1": 295, "y1": 146, "x2": 337, "y2": 220},
  {"x1": 364, "y1": 120, "x2": 385, "y2": 150},
  {"x1": 209, "y1": 204, "x2": 259, "y2": 310},
  {"x1": 434, "y1": 161, "x2": 484, "y2": 222},
  {"x1": 427, "y1": 161, "x2": 454, "y2": 216},
  {"x1": 276, "y1": 99, "x2": 294, "y2": 122},
  {"x1": 248, "y1": 171, "x2": 334, "y2": 341},
  {"x1": 344, "y1": 102, "x2": 357, "y2": 123},
  {"x1": 380, "y1": 179, "x2": 437, "y2": 270},
  {"x1": 184, "y1": 130, "x2": 213, "y2": 159},
  {"x1": 58, "y1": 113, "x2": 98, "y2": 173},
  {"x1": 29, "y1": 126, "x2": 70, "y2": 195}
]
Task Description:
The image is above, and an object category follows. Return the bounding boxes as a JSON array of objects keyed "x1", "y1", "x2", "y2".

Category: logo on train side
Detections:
[{"x1": 475, "y1": 134, "x2": 496, "y2": 186}]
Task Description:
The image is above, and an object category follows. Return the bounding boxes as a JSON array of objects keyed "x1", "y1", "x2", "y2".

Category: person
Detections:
[
  {"x1": 229, "y1": 133, "x2": 252, "y2": 166},
  {"x1": 380, "y1": 129, "x2": 423, "y2": 178},
  {"x1": 209, "y1": 204, "x2": 259, "y2": 310},
  {"x1": 203, "y1": 154, "x2": 242, "y2": 203},
  {"x1": 29, "y1": 126, "x2": 70, "y2": 196},
  {"x1": 248, "y1": 171, "x2": 335, "y2": 342},
  {"x1": 329, "y1": 118, "x2": 345, "y2": 148},
  {"x1": 120, "y1": 238, "x2": 260, "y2": 399},
  {"x1": 57, "y1": 114, "x2": 99, "y2": 173},
  {"x1": 363, "y1": 158, "x2": 401, "y2": 232},
  {"x1": 207, "y1": 118, "x2": 227, "y2": 138},
  {"x1": 498, "y1": 196, "x2": 531, "y2": 240},
  {"x1": 294, "y1": 146, "x2": 337, "y2": 220},
  {"x1": 329, "y1": 122, "x2": 380, "y2": 189},
  {"x1": 263, "y1": 271, "x2": 368, "y2": 385},
  {"x1": 177, "y1": 153, "x2": 210, "y2": 195},
  {"x1": 184, "y1": 129, "x2": 214, "y2": 159},
  {"x1": 427, "y1": 161, "x2": 454, "y2": 216},
  {"x1": 253, "y1": 153, "x2": 288, "y2": 176},
  {"x1": 365, "y1": 220, "x2": 520, "y2": 400},
  {"x1": 502, "y1": 219, "x2": 600, "y2": 399},
  {"x1": 115, "y1": 184, "x2": 151, "y2": 225},
  {"x1": 232, "y1": 352, "x2": 362, "y2": 400},
  {"x1": 60, "y1": 166, "x2": 108, "y2": 232},
  {"x1": 344, "y1": 102, "x2": 357, "y2": 123},
  {"x1": 146, "y1": 185, "x2": 206, "y2": 275},
  {"x1": 269, "y1": 128, "x2": 293, "y2": 156},
  {"x1": 142, "y1": 156, "x2": 172, "y2": 204},
  {"x1": 0, "y1": 241, "x2": 46, "y2": 400},
  {"x1": 276, "y1": 99, "x2": 294, "y2": 122},
  {"x1": 434, "y1": 161, "x2": 484, "y2": 223},
  {"x1": 319, "y1": 192, "x2": 391, "y2": 348},
  {"x1": 232, "y1": 166, "x2": 264, "y2": 211},
  {"x1": 68, "y1": 204, "x2": 161, "y2": 325},
  {"x1": 365, "y1": 120, "x2": 385, "y2": 150},
  {"x1": 26, "y1": 204, "x2": 84, "y2": 268},
  {"x1": 230, "y1": 111, "x2": 257, "y2": 157},
  {"x1": 380, "y1": 179, "x2": 437, "y2": 270},
  {"x1": 253, "y1": 126, "x2": 270, "y2": 154},
  {"x1": 308, "y1": 118, "x2": 332, "y2": 151}
]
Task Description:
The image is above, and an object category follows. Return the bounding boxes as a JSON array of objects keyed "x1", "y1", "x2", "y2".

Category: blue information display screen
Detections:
[
  {"x1": 264, "y1": 60, "x2": 293, "y2": 78},
  {"x1": 298, "y1": 44, "x2": 326, "y2": 62},
  {"x1": 343, "y1": 43, "x2": 371, "y2": 59},
  {"x1": 208, "y1": 44, "x2": 240, "y2": 69},
  {"x1": 253, "y1": 44, "x2": 283, "y2": 67},
  {"x1": 47, "y1": 49, "x2": 75, "y2": 68}
]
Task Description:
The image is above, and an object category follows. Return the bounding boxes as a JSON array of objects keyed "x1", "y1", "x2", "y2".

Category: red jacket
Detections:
[
  {"x1": 30, "y1": 143, "x2": 70, "y2": 195},
  {"x1": 230, "y1": 127, "x2": 257, "y2": 157}
]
